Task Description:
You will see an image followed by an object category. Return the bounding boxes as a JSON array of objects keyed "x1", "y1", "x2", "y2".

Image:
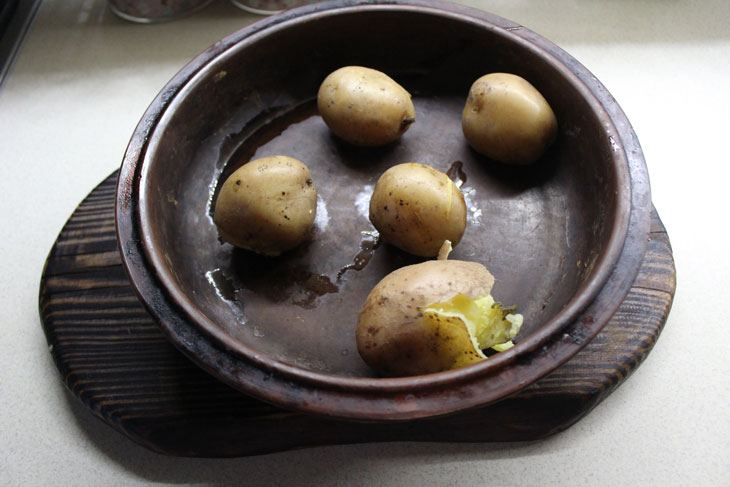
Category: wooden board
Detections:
[{"x1": 39, "y1": 171, "x2": 676, "y2": 457}]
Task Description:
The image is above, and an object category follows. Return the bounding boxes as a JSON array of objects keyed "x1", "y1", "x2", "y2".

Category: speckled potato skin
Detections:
[
  {"x1": 317, "y1": 66, "x2": 416, "y2": 146},
  {"x1": 356, "y1": 260, "x2": 495, "y2": 377},
  {"x1": 213, "y1": 156, "x2": 317, "y2": 256},
  {"x1": 369, "y1": 163, "x2": 466, "y2": 257},
  {"x1": 462, "y1": 73, "x2": 558, "y2": 165}
]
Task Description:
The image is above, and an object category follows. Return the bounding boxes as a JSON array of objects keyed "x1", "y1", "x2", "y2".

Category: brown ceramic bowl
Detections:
[{"x1": 116, "y1": 0, "x2": 651, "y2": 421}]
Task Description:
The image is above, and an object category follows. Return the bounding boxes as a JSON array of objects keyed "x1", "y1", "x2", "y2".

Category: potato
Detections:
[
  {"x1": 317, "y1": 66, "x2": 416, "y2": 146},
  {"x1": 369, "y1": 162, "x2": 466, "y2": 257},
  {"x1": 213, "y1": 155, "x2": 317, "y2": 256},
  {"x1": 462, "y1": 72, "x2": 557, "y2": 165},
  {"x1": 356, "y1": 259, "x2": 522, "y2": 377}
]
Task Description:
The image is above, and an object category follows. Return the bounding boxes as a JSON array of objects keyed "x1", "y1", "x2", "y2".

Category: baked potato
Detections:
[
  {"x1": 462, "y1": 72, "x2": 557, "y2": 165},
  {"x1": 369, "y1": 162, "x2": 466, "y2": 257},
  {"x1": 356, "y1": 258, "x2": 522, "y2": 377},
  {"x1": 213, "y1": 155, "x2": 317, "y2": 256},
  {"x1": 317, "y1": 66, "x2": 416, "y2": 146}
]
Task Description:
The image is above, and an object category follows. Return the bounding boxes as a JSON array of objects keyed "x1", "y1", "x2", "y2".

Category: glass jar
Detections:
[
  {"x1": 229, "y1": 0, "x2": 319, "y2": 16},
  {"x1": 108, "y1": 0, "x2": 214, "y2": 23}
]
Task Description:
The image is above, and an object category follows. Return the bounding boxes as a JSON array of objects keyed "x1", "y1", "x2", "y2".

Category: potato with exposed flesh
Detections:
[
  {"x1": 369, "y1": 163, "x2": 466, "y2": 257},
  {"x1": 356, "y1": 259, "x2": 523, "y2": 377},
  {"x1": 462, "y1": 72, "x2": 557, "y2": 165},
  {"x1": 213, "y1": 155, "x2": 317, "y2": 256},
  {"x1": 317, "y1": 66, "x2": 416, "y2": 146}
]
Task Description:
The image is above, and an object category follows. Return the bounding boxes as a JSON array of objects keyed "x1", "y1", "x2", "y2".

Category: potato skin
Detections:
[
  {"x1": 462, "y1": 73, "x2": 557, "y2": 165},
  {"x1": 369, "y1": 163, "x2": 466, "y2": 257},
  {"x1": 213, "y1": 156, "x2": 317, "y2": 256},
  {"x1": 356, "y1": 260, "x2": 495, "y2": 377},
  {"x1": 317, "y1": 66, "x2": 416, "y2": 146}
]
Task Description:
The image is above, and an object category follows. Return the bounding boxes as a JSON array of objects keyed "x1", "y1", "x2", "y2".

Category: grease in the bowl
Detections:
[
  {"x1": 369, "y1": 162, "x2": 467, "y2": 257},
  {"x1": 317, "y1": 66, "x2": 416, "y2": 146},
  {"x1": 213, "y1": 155, "x2": 317, "y2": 256},
  {"x1": 462, "y1": 73, "x2": 557, "y2": 165},
  {"x1": 356, "y1": 257, "x2": 522, "y2": 377},
  {"x1": 337, "y1": 231, "x2": 382, "y2": 280}
]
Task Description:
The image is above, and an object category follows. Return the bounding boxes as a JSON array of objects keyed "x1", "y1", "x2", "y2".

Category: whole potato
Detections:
[
  {"x1": 369, "y1": 162, "x2": 466, "y2": 257},
  {"x1": 462, "y1": 72, "x2": 557, "y2": 165},
  {"x1": 213, "y1": 155, "x2": 317, "y2": 256},
  {"x1": 317, "y1": 66, "x2": 416, "y2": 146},
  {"x1": 356, "y1": 259, "x2": 522, "y2": 377}
]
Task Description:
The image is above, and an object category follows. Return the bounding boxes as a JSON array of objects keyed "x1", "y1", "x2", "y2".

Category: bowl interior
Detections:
[{"x1": 138, "y1": 5, "x2": 625, "y2": 378}]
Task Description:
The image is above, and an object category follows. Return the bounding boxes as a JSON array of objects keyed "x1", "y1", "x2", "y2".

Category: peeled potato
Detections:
[
  {"x1": 369, "y1": 162, "x2": 466, "y2": 257},
  {"x1": 317, "y1": 66, "x2": 416, "y2": 146},
  {"x1": 213, "y1": 155, "x2": 317, "y2": 256},
  {"x1": 462, "y1": 72, "x2": 557, "y2": 165},
  {"x1": 356, "y1": 259, "x2": 522, "y2": 377}
]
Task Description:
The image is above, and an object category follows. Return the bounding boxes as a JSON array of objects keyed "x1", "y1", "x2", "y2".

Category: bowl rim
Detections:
[{"x1": 116, "y1": 0, "x2": 651, "y2": 421}]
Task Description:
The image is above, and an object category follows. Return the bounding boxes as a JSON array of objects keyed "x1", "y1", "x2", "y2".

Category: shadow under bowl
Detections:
[{"x1": 116, "y1": 0, "x2": 651, "y2": 421}]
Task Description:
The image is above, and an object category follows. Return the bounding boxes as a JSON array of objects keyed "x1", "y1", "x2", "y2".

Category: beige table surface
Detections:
[{"x1": 1, "y1": 0, "x2": 728, "y2": 485}]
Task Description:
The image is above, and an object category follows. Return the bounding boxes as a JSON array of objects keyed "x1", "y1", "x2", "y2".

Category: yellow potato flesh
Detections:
[{"x1": 421, "y1": 293, "x2": 523, "y2": 370}]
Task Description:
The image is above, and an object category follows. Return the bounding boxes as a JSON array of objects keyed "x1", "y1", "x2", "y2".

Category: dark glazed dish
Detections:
[{"x1": 116, "y1": 0, "x2": 651, "y2": 421}]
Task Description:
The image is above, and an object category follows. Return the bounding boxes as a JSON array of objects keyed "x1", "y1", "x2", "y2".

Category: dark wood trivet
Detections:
[{"x1": 39, "y1": 171, "x2": 675, "y2": 457}]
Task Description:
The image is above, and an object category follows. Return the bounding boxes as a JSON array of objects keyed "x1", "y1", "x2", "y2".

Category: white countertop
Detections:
[{"x1": 1, "y1": 0, "x2": 728, "y2": 485}]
